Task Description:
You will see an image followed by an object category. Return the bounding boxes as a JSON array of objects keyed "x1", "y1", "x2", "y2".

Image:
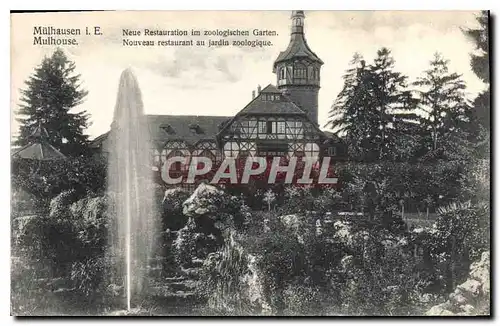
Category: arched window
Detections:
[
  {"x1": 294, "y1": 63, "x2": 307, "y2": 82},
  {"x1": 279, "y1": 67, "x2": 286, "y2": 80}
]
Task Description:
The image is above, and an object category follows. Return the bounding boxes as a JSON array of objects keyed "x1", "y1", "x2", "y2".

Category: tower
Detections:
[{"x1": 273, "y1": 10, "x2": 323, "y2": 125}]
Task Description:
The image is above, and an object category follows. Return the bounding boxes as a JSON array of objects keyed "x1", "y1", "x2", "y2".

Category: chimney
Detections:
[
  {"x1": 257, "y1": 85, "x2": 261, "y2": 93},
  {"x1": 252, "y1": 90, "x2": 256, "y2": 99}
]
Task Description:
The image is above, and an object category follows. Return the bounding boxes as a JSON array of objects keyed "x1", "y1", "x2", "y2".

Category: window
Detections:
[
  {"x1": 294, "y1": 17, "x2": 303, "y2": 27},
  {"x1": 167, "y1": 150, "x2": 185, "y2": 171},
  {"x1": 277, "y1": 121, "x2": 286, "y2": 134},
  {"x1": 328, "y1": 146, "x2": 336, "y2": 157},
  {"x1": 262, "y1": 94, "x2": 281, "y2": 101},
  {"x1": 267, "y1": 121, "x2": 275, "y2": 134},
  {"x1": 305, "y1": 143, "x2": 320, "y2": 161},
  {"x1": 258, "y1": 121, "x2": 267, "y2": 134},
  {"x1": 224, "y1": 142, "x2": 239, "y2": 158},
  {"x1": 294, "y1": 64, "x2": 307, "y2": 80},
  {"x1": 313, "y1": 68, "x2": 319, "y2": 80},
  {"x1": 280, "y1": 68, "x2": 285, "y2": 79}
]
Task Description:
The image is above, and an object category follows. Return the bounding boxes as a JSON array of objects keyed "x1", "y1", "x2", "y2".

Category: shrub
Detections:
[
  {"x1": 425, "y1": 201, "x2": 490, "y2": 293},
  {"x1": 197, "y1": 235, "x2": 268, "y2": 315},
  {"x1": 173, "y1": 217, "x2": 221, "y2": 269},
  {"x1": 161, "y1": 188, "x2": 190, "y2": 231},
  {"x1": 70, "y1": 257, "x2": 106, "y2": 296}
]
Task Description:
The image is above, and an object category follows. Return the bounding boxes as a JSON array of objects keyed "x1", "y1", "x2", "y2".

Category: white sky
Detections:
[{"x1": 10, "y1": 10, "x2": 486, "y2": 140}]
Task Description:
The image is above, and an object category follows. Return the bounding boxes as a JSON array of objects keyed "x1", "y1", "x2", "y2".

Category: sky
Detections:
[{"x1": 10, "y1": 10, "x2": 487, "y2": 140}]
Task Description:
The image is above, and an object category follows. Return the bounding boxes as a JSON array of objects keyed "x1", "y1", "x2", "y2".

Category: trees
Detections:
[
  {"x1": 413, "y1": 53, "x2": 474, "y2": 161},
  {"x1": 368, "y1": 48, "x2": 419, "y2": 161},
  {"x1": 15, "y1": 48, "x2": 90, "y2": 156},
  {"x1": 463, "y1": 11, "x2": 489, "y2": 83},
  {"x1": 463, "y1": 11, "x2": 490, "y2": 157},
  {"x1": 326, "y1": 53, "x2": 378, "y2": 161},
  {"x1": 326, "y1": 49, "x2": 419, "y2": 162}
]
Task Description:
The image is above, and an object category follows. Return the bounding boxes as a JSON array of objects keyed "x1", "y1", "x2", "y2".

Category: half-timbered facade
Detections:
[{"x1": 90, "y1": 11, "x2": 346, "y2": 188}]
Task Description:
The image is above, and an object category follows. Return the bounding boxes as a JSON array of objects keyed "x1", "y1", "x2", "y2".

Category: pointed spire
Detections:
[{"x1": 273, "y1": 10, "x2": 323, "y2": 72}]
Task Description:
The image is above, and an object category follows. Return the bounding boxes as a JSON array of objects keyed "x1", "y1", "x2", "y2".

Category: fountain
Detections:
[{"x1": 107, "y1": 68, "x2": 157, "y2": 312}]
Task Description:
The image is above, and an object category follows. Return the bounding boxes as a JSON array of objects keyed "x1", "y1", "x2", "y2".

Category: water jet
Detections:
[{"x1": 107, "y1": 68, "x2": 157, "y2": 311}]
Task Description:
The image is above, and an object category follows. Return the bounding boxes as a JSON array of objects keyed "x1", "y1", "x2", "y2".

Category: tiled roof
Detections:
[
  {"x1": 12, "y1": 142, "x2": 66, "y2": 161},
  {"x1": 259, "y1": 84, "x2": 281, "y2": 93},
  {"x1": 91, "y1": 115, "x2": 232, "y2": 148},
  {"x1": 273, "y1": 33, "x2": 323, "y2": 71},
  {"x1": 238, "y1": 84, "x2": 305, "y2": 115},
  {"x1": 89, "y1": 131, "x2": 109, "y2": 148},
  {"x1": 147, "y1": 115, "x2": 232, "y2": 146},
  {"x1": 321, "y1": 130, "x2": 343, "y2": 143}
]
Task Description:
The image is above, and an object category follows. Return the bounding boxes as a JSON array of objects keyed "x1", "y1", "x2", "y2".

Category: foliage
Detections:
[
  {"x1": 161, "y1": 188, "x2": 190, "y2": 231},
  {"x1": 463, "y1": 11, "x2": 489, "y2": 83},
  {"x1": 13, "y1": 194, "x2": 109, "y2": 277},
  {"x1": 173, "y1": 218, "x2": 221, "y2": 269},
  {"x1": 413, "y1": 53, "x2": 474, "y2": 161},
  {"x1": 197, "y1": 235, "x2": 268, "y2": 315},
  {"x1": 326, "y1": 53, "x2": 378, "y2": 161},
  {"x1": 326, "y1": 49, "x2": 419, "y2": 162},
  {"x1": 15, "y1": 48, "x2": 90, "y2": 157},
  {"x1": 432, "y1": 201, "x2": 489, "y2": 289},
  {"x1": 262, "y1": 189, "x2": 276, "y2": 211},
  {"x1": 463, "y1": 10, "x2": 490, "y2": 140},
  {"x1": 70, "y1": 257, "x2": 106, "y2": 296},
  {"x1": 12, "y1": 155, "x2": 107, "y2": 200},
  {"x1": 368, "y1": 48, "x2": 419, "y2": 161},
  {"x1": 280, "y1": 186, "x2": 315, "y2": 214}
]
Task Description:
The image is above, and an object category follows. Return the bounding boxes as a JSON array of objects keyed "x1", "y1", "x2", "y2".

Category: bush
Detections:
[
  {"x1": 424, "y1": 201, "x2": 490, "y2": 293},
  {"x1": 11, "y1": 156, "x2": 106, "y2": 200},
  {"x1": 173, "y1": 218, "x2": 221, "y2": 269},
  {"x1": 197, "y1": 235, "x2": 268, "y2": 315},
  {"x1": 70, "y1": 257, "x2": 106, "y2": 296},
  {"x1": 14, "y1": 194, "x2": 109, "y2": 277},
  {"x1": 162, "y1": 188, "x2": 190, "y2": 231}
]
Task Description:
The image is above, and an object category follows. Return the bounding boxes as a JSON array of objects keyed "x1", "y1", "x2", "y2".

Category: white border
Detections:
[{"x1": 2, "y1": 1, "x2": 498, "y2": 325}]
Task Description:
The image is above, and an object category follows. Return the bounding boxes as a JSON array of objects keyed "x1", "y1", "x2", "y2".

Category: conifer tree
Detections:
[
  {"x1": 463, "y1": 10, "x2": 490, "y2": 157},
  {"x1": 327, "y1": 49, "x2": 419, "y2": 162},
  {"x1": 367, "y1": 48, "x2": 419, "y2": 161},
  {"x1": 463, "y1": 11, "x2": 489, "y2": 83},
  {"x1": 15, "y1": 48, "x2": 90, "y2": 156},
  {"x1": 326, "y1": 53, "x2": 378, "y2": 161},
  {"x1": 413, "y1": 53, "x2": 474, "y2": 161}
]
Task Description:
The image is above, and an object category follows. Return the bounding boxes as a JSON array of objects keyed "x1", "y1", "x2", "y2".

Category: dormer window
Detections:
[
  {"x1": 161, "y1": 124, "x2": 175, "y2": 134},
  {"x1": 189, "y1": 123, "x2": 203, "y2": 134},
  {"x1": 262, "y1": 94, "x2": 281, "y2": 101}
]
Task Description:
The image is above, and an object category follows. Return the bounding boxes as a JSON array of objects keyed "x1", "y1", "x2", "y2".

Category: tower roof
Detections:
[
  {"x1": 273, "y1": 10, "x2": 323, "y2": 72},
  {"x1": 12, "y1": 123, "x2": 66, "y2": 161}
]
